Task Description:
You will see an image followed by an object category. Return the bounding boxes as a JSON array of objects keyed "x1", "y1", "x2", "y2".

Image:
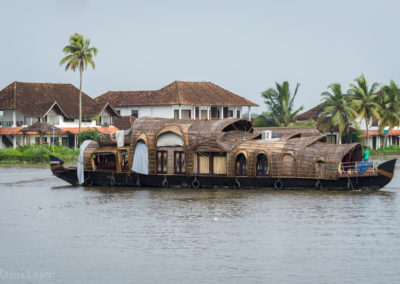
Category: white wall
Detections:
[{"x1": 116, "y1": 105, "x2": 243, "y2": 119}]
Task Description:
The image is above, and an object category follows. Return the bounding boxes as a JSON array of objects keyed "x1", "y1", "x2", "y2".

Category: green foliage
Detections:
[
  {"x1": 262, "y1": 81, "x2": 304, "y2": 126},
  {"x1": 252, "y1": 115, "x2": 276, "y2": 127},
  {"x1": 342, "y1": 129, "x2": 364, "y2": 144},
  {"x1": 370, "y1": 145, "x2": 400, "y2": 155},
  {"x1": 378, "y1": 80, "x2": 400, "y2": 146},
  {"x1": 348, "y1": 74, "x2": 382, "y2": 143},
  {"x1": 0, "y1": 145, "x2": 79, "y2": 163},
  {"x1": 78, "y1": 129, "x2": 98, "y2": 144},
  {"x1": 319, "y1": 83, "x2": 358, "y2": 135},
  {"x1": 288, "y1": 119, "x2": 316, "y2": 128},
  {"x1": 60, "y1": 33, "x2": 98, "y2": 72}
]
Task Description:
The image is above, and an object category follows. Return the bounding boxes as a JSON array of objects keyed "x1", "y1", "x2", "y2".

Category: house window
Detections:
[
  {"x1": 131, "y1": 110, "x2": 139, "y2": 118},
  {"x1": 197, "y1": 153, "x2": 226, "y2": 175},
  {"x1": 236, "y1": 154, "x2": 247, "y2": 176},
  {"x1": 63, "y1": 117, "x2": 74, "y2": 122},
  {"x1": 157, "y1": 151, "x2": 168, "y2": 173},
  {"x1": 201, "y1": 110, "x2": 208, "y2": 119},
  {"x1": 62, "y1": 137, "x2": 68, "y2": 146},
  {"x1": 181, "y1": 110, "x2": 191, "y2": 119},
  {"x1": 119, "y1": 150, "x2": 129, "y2": 172},
  {"x1": 195, "y1": 107, "x2": 200, "y2": 119},
  {"x1": 228, "y1": 110, "x2": 234, "y2": 118},
  {"x1": 35, "y1": 137, "x2": 40, "y2": 144},
  {"x1": 93, "y1": 153, "x2": 116, "y2": 171},
  {"x1": 174, "y1": 110, "x2": 179, "y2": 119},
  {"x1": 256, "y1": 154, "x2": 269, "y2": 176},
  {"x1": 236, "y1": 110, "x2": 241, "y2": 118},
  {"x1": 174, "y1": 151, "x2": 185, "y2": 174}
]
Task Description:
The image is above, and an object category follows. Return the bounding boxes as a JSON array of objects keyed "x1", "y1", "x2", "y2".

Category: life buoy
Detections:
[
  {"x1": 233, "y1": 180, "x2": 241, "y2": 189},
  {"x1": 181, "y1": 181, "x2": 188, "y2": 188},
  {"x1": 192, "y1": 179, "x2": 200, "y2": 189},
  {"x1": 136, "y1": 179, "x2": 142, "y2": 187},
  {"x1": 315, "y1": 181, "x2": 323, "y2": 190},
  {"x1": 274, "y1": 180, "x2": 283, "y2": 190},
  {"x1": 162, "y1": 179, "x2": 169, "y2": 187},
  {"x1": 84, "y1": 177, "x2": 93, "y2": 186},
  {"x1": 109, "y1": 176, "x2": 116, "y2": 186}
]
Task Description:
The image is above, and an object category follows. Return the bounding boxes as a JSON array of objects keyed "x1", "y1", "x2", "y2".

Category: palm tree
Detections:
[
  {"x1": 262, "y1": 81, "x2": 304, "y2": 126},
  {"x1": 379, "y1": 80, "x2": 400, "y2": 147},
  {"x1": 60, "y1": 33, "x2": 98, "y2": 136},
  {"x1": 319, "y1": 83, "x2": 358, "y2": 143},
  {"x1": 348, "y1": 74, "x2": 381, "y2": 146}
]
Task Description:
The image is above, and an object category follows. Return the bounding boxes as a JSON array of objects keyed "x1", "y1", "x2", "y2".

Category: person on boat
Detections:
[{"x1": 363, "y1": 146, "x2": 369, "y2": 162}]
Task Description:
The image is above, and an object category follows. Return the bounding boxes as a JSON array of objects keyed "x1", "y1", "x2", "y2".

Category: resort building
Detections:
[
  {"x1": 95, "y1": 81, "x2": 259, "y2": 120},
  {"x1": 297, "y1": 104, "x2": 400, "y2": 149},
  {"x1": 0, "y1": 82, "x2": 119, "y2": 148}
]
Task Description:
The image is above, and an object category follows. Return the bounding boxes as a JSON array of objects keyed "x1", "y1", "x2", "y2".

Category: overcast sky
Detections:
[{"x1": 1, "y1": 0, "x2": 399, "y2": 113}]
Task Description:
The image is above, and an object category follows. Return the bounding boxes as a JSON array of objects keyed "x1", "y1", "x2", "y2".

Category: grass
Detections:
[
  {"x1": 0, "y1": 145, "x2": 79, "y2": 165},
  {"x1": 369, "y1": 145, "x2": 400, "y2": 155}
]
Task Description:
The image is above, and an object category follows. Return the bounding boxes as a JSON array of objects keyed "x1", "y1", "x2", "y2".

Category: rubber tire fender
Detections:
[
  {"x1": 162, "y1": 180, "x2": 169, "y2": 187},
  {"x1": 109, "y1": 176, "x2": 116, "y2": 186},
  {"x1": 136, "y1": 179, "x2": 142, "y2": 187},
  {"x1": 233, "y1": 180, "x2": 241, "y2": 189},
  {"x1": 84, "y1": 177, "x2": 93, "y2": 186},
  {"x1": 192, "y1": 179, "x2": 200, "y2": 189},
  {"x1": 315, "y1": 181, "x2": 323, "y2": 190},
  {"x1": 274, "y1": 180, "x2": 283, "y2": 190}
]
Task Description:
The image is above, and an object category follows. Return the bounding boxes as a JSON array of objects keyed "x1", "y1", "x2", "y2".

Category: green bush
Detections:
[
  {"x1": 253, "y1": 115, "x2": 276, "y2": 127},
  {"x1": 78, "y1": 129, "x2": 98, "y2": 144},
  {"x1": 0, "y1": 145, "x2": 79, "y2": 164}
]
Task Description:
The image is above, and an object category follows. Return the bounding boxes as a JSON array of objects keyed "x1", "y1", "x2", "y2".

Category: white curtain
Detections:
[
  {"x1": 116, "y1": 130, "x2": 125, "y2": 147},
  {"x1": 132, "y1": 142, "x2": 149, "y2": 175},
  {"x1": 77, "y1": 140, "x2": 94, "y2": 185},
  {"x1": 156, "y1": 132, "x2": 184, "y2": 147}
]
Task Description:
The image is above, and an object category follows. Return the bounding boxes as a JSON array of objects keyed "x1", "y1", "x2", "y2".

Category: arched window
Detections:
[
  {"x1": 156, "y1": 132, "x2": 184, "y2": 147},
  {"x1": 236, "y1": 154, "x2": 247, "y2": 176},
  {"x1": 256, "y1": 154, "x2": 269, "y2": 176}
]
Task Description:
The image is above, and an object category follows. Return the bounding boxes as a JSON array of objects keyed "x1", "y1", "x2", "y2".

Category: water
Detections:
[{"x1": 1, "y1": 159, "x2": 400, "y2": 283}]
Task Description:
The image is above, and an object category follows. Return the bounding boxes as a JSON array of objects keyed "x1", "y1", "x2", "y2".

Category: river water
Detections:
[{"x1": 0, "y1": 158, "x2": 400, "y2": 283}]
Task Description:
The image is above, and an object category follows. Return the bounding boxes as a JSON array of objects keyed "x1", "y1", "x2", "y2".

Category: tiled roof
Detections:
[
  {"x1": 359, "y1": 130, "x2": 400, "y2": 137},
  {"x1": 296, "y1": 104, "x2": 323, "y2": 121},
  {"x1": 96, "y1": 81, "x2": 259, "y2": 107},
  {"x1": 0, "y1": 126, "x2": 118, "y2": 135},
  {"x1": 0, "y1": 81, "x2": 114, "y2": 119}
]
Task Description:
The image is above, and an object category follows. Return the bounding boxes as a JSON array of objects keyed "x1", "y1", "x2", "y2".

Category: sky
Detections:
[{"x1": 1, "y1": 0, "x2": 400, "y2": 114}]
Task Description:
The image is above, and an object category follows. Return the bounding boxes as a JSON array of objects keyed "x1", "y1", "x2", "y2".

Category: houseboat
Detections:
[{"x1": 50, "y1": 117, "x2": 396, "y2": 190}]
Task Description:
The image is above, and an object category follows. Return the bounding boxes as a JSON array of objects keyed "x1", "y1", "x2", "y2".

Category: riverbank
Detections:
[{"x1": 0, "y1": 145, "x2": 79, "y2": 167}]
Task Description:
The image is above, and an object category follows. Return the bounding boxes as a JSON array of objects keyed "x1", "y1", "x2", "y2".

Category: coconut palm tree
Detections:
[
  {"x1": 262, "y1": 81, "x2": 304, "y2": 126},
  {"x1": 60, "y1": 33, "x2": 98, "y2": 136},
  {"x1": 348, "y1": 74, "x2": 381, "y2": 146},
  {"x1": 379, "y1": 80, "x2": 400, "y2": 147},
  {"x1": 319, "y1": 83, "x2": 358, "y2": 143}
]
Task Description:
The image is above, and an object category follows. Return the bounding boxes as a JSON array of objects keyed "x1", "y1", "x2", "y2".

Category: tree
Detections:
[
  {"x1": 319, "y1": 83, "x2": 358, "y2": 143},
  {"x1": 78, "y1": 129, "x2": 98, "y2": 144},
  {"x1": 60, "y1": 33, "x2": 98, "y2": 137},
  {"x1": 378, "y1": 80, "x2": 400, "y2": 147},
  {"x1": 262, "y1": 81, "x2": 304, "y2": 126},
  {"x1": 348, "y1": 74, "x2": 381, "y2": 146}
]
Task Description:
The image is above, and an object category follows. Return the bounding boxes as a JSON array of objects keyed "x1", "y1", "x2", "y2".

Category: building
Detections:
[
  {"x1": 0, "y1": 82, "x2": 119, "y2": 148},
  {"x1": 96, "y1": 81, "x2": 259, "y2": 120}
]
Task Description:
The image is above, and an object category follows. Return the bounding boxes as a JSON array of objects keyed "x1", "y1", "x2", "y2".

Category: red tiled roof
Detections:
[
  {"x1": 359, "y1": 130, "x2": 400, "y2": 137},
  {"x1": 0, "y1": 128, "x2": 23, "y2": 135},
  {"x1": 0, "y1": 126, "x2": 118, "y2": 135},
  {"x1": 296, "y1": 104, "x2": 323, "y2": 121},
  {"x1": 0, "y1": 81, "x2": 115, "y2": 119},
  {"x1": 61, "y1": 127, "x2": 118, "y2": 135},
  {"x1": 96, "y1": 81, "x2": 259, "y2": 107}
]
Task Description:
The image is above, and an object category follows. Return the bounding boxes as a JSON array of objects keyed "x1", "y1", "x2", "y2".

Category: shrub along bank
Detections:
[{"x1": 0, "y1": 145, "x2": 79, "y2": 164}]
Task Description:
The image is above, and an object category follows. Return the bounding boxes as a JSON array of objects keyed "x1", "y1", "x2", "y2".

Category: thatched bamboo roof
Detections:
[{"x1": 20, "y1": 122, "x2": 63, "y2": 134}]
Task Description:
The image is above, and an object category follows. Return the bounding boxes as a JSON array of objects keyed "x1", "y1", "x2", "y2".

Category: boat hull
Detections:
[{"x1": 49, "y1": 155, "x2": 396, "y2": 191}]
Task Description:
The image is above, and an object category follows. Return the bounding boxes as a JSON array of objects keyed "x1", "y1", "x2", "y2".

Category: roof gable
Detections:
[{"x1": 0, "y1": 81, "x2": 105, "y2": 119}]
